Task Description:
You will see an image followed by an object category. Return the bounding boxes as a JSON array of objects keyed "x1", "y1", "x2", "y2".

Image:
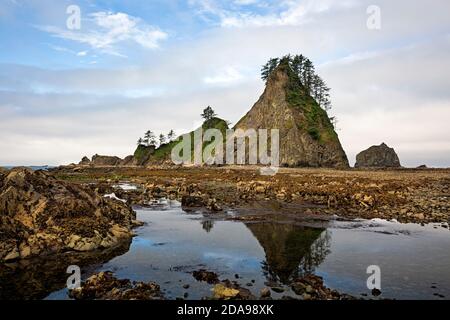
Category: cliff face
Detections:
[{"x1": 234, "y1": 63, "x2": 349, "y2": 168}]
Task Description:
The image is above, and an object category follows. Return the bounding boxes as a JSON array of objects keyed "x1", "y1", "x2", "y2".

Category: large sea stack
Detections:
[
  {"x1": 234, "y1": 59, "x2": 349, "y2": 168},
  {"x1": 355, "y1": 143, "x2": 401, "y2": 168}
]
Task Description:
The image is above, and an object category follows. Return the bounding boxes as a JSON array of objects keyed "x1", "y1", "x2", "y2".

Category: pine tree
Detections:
[
  {"x1": 261, "y1": 58, "x2": 280, "y2": 81},
  {"x1": 137, "y1": 138, "x2": 144, "y2": 146},
  {"x1": 144, "y1": 130, "x2": 156, "y2": 147},
  {"x1": 159, "y1": 133, "x2": 166, "y2": 145},
  {"x1": 167, "y1": 130, "x2": 176, "y2": 141},
  {"x1": 201, "y1": 106, "x2": 216, "y2": 121}
]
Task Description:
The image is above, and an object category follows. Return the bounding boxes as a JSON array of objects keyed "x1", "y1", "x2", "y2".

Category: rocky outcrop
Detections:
[
  {"x1": 69, "y1": 271, "x2": 164, "y2": 300},
  {"x1": 0, "y1": 168, "x2": 138, "y2": 262},
  {"x1": 91, "y1": 154, "x2": 123, "y2": 166},
  {"x1": 234, "y1": 61, "x2": 349, "y2": 168},
  {"x1": 355, "y1": 143, "x2": 401, "y2": 168},
  {"x1": 79, "y1": 156, "x2": 91, "y2": 165}
]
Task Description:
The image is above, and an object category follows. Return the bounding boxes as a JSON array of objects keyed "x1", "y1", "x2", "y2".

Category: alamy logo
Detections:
[
  {"x1": 171, "y1": 128, "x2": 280, "y2": 176},
  {"x1": 66, "y1": 5, "x2": 81, "y2": 30},
  {"x1": 66, "y1": 265, "x2": 81, "y2": 290},
  {"x1": 366, "y1": 265, "x2": 381, "y2": 290}
]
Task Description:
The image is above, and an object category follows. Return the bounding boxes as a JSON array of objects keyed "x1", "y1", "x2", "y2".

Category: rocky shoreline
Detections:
[
  {"x1": 1, "y1": 165, "x2": 449, "y2": 300},
  {"x1": 0, "y1": 167, "x2": 141, "y2": 263},
  {"x1": 51, "y1": 165, "x2": 450, "y2": 225}
]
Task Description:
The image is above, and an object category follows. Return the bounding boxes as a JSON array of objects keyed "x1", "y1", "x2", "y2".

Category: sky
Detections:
[{"x1": 0, "y1": 0, "x2": 449, "y2": 167}]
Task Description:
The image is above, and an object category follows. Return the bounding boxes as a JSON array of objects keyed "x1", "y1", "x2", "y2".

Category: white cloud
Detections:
[
  {"x1": 204, "y1": 67, "x2": 244, "y2": 85},
  {"x1": 38, "y1": 11, "x2": 168, "y2": 56}
]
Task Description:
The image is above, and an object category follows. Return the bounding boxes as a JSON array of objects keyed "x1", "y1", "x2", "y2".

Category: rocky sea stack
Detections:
[
  {"x1": 355, "y1": 143, "x2": 401, "y2": 168},
  {"x1": 234, "y1": 59, "x2": 349, "y2": 168},
  {"x1": 0, "y1": 167, "x2": 137, "y2": 262}
]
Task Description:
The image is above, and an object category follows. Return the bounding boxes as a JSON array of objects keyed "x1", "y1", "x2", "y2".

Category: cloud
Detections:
[
  {"x1": 38, "y1": 11, "x2": 168, "y2": 56},
  {"x1": 204, "y1": 67, "x2": 244, "y2": 85},
  {"x1": 1, "y1": 0, "x2": 450, "y2": 167},
  {"x1": 190, "y1": 0, "x2": 358, "y2": 28}
]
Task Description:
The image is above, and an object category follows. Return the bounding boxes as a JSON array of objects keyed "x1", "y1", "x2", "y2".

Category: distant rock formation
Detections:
[
  {"x1": 355, "y1": 143, "x2": 401, "y2": 168},
  {"x1": 78, "y1": 154, "x2": 124, "y2": 166},
  {"x1": 0, "y1": 167, "x2": 137, "y2": 262},
  {"x1": 234, "y1": 60, "x2": 349, "y2": 168}
]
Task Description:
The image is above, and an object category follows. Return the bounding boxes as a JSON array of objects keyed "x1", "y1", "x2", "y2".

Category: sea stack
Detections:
[
  {"x1": 234, "y1": 60, "x2": 349, "y2": 168},
  {"x1": 355, "y1": 143, "x2": 401, "y2": 168}
]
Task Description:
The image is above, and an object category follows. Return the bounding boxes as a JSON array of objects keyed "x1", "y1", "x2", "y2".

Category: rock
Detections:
[
  {"x1": 91, "y1": 154, "x2": 123, "y2": 166},
  {"x1": 79, "y1": 156, "x2": 91, "y2": 165},
  {"x1": 233, "y1": 60, "x2": 349, "y2": 168},
  {"x1": 0, "y1": 168, "x2": 137, "y2": 262},
  {"x1": 181, "y1": 195, "x2": 205, "y2": 208},
  {"x1": 355, "y1": 143, "x2": 401, "y2": 168},
  {"x1": 192, "y1": 269, "x2": 219, "y2": 284},
  {"x1": 416, "y1": 164, "x2": 428, "y2": 169},
  {"x1": 213, "y1": 284, "x2": 240, "y2": 299},
  {"x1": 291, "y1": 274, "x2": 354, "y2": 300},
  {"x1": 4, "y1": 247, "x2": 20, "y2": 261},
  {"x1": 260, "y1": 287, "x2": 271, "y2": 298},
  {"x1": 69, "y1": 271, "x2": 164, "y2": 300},
  {"x1": 371, "y1": 288, "x2": 382, "y2": 296},
  {"x1": 206, "y1": 198, "x2": 222, "y2": 211}
]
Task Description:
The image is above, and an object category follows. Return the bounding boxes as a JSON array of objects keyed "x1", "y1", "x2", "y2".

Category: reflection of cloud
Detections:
[{"x1": 203, "y1": 251, "x2": 261, "y2": 269}]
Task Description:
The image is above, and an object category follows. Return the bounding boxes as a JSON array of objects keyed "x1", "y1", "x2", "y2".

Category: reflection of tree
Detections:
[
  {"x1": 201, "y1": 220, "x2": 214, "y2": 233},
  {"x1": 246, "y1": 223, "x2": 331, "y2": 284}
]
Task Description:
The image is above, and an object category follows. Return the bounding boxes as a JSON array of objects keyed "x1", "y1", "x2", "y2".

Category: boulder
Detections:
[
  {"x1": 79, "y1": 156, "x2": 91, "y2": 165},
  {"x1": 69, "y1": 271, "x2": 164, "y2": 300},
  {"x1": 91, "y1": 154, "x2": 123, "y2": 166},
  {"x1": 355, "y1": 143, "x2": 401, "y2": 168},
  {"x1": 0, "y1": 167, "x2": 137, "y2": 262}
]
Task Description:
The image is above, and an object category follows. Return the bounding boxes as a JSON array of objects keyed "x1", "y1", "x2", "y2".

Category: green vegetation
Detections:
[
  {"x1": 267, "y1": 55, "x2": 338, "y2": 143},
  {"x1": 133, "y1": 107, "x2": 229, "y2": 164}
]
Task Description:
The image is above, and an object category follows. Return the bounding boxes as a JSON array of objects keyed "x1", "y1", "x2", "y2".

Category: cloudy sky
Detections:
[{"x1": 0, "y1": 0, "x2": 449, "y2": 167}]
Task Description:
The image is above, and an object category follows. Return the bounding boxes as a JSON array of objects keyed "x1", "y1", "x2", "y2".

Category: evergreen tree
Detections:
[
  {"x1": 137, "y1": 138, "x2": 144, "y2": 146},
  {"x1": 159, "y1": 133, "x2": 166, "y2": 145},
  {"x1": 167, "y1": 130, "x2": 176, "y2": 141},
  {"x1": 261, "y1": 58, "x2": 280, "y2": 81},
  {"x1": 201, "y1": 106, "x2": 217, "y2": 121},
  {"x1": 144, "y1": 130, "x2": 156, "y2": 147}
]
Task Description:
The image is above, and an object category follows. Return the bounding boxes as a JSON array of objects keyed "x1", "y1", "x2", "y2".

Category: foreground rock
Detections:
[
  {"x1": 0, "y1": 167, "x2": 138, "y2": 262},
  {"x1": 69, "y1": 271, "x2": 164, "y2": 300},
  {"x1": 192, "y1": 269, "x2": 220, "y2": 284},
  {"x1": 291, "y1": 274, "x2": 355, "y2": 300},
  {"x1": 355, "y1": 143, "x2": 401, "y2": 168}
]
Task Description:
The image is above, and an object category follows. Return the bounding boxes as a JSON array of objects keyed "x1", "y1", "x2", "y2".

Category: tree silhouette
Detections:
[
  {"x1": 167, "y1": 130, "x2": 176, "y2": 141},
  {"x1": 201, "y1": 106, "x2": 216, "y2": 121},
  {"x1": 159, "y1": 133, "x2": 166, "y2": 145},
  {"x1": 144, "y1": 130, "x2": 156, "y2": 147},
  {"x1": 137, "y1": 137, "x2": 144, "y2": 146}
]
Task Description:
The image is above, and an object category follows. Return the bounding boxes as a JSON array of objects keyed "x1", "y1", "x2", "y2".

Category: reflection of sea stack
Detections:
[{"x1": 246, "y1": 223, "x2": 329, "y2": 284}]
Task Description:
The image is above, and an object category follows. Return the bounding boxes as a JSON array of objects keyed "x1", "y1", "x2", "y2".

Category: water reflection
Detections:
[
  {"x1": 201, "y1": 220, "x2": 215, "y2": 233},
  {"x1": 246, "y1": 223, "x2": 331, "y2": 284},
  {"x1": 0, "y1": 241, "x2": 131, "y2": 300}
]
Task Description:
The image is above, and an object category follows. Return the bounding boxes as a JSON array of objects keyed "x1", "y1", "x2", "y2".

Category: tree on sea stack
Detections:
[
  {"x1": 201, "y1": 106, "x2": 217, "y2": 121},
  {"x1": 167, "y1": 129, "x2": 176, "y2": 141},
  {"x1": 159, "y1": 133, "x2": 166, "y2": 145},
  {"x1": 144, "y1": 130, "x2": 157, "y2": 147},
  {"x1": 137, "y1": 137, "x2": 144, "y2": 146}
]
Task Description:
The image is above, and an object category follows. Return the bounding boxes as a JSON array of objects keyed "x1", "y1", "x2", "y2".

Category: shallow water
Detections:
[{"x1": 41, "y1": 200, "x2": 450, "y2": 300}]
